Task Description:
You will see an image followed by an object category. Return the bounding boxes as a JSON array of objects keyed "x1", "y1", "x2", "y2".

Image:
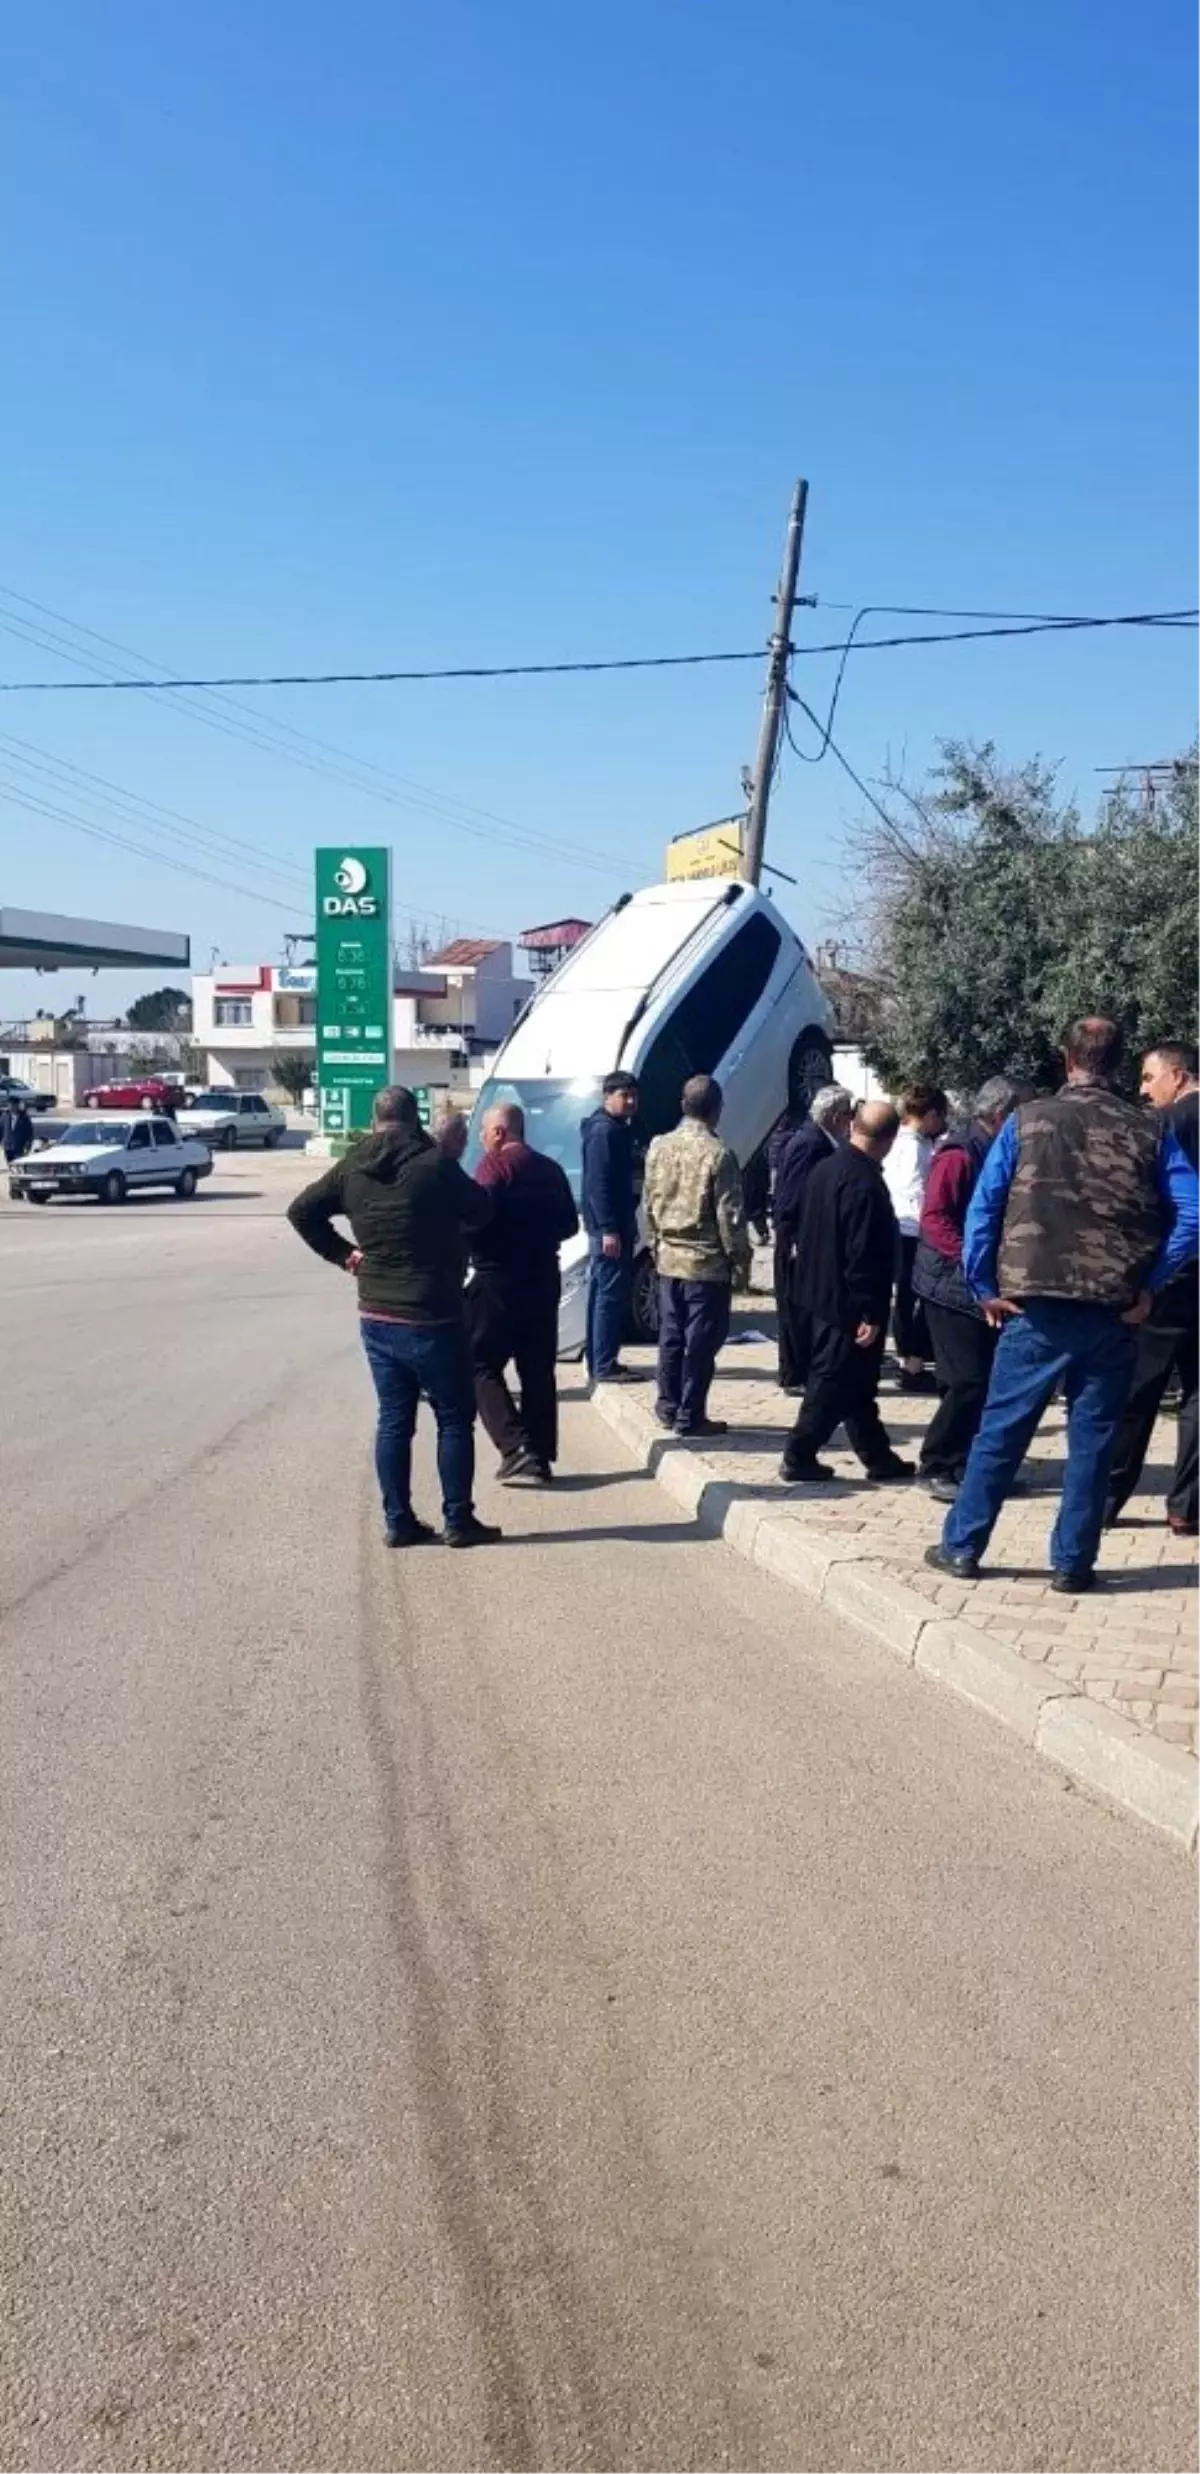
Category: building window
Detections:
[
  {"x1": 233, "y1": 1068, "x2": 270, "y2": 1091},
  {"x1": 214, "y1": 998, "x2": 253, "y2": 1027},
  {"x1": 273, "y1": 995, "x2": 316, "y2": 1029}
]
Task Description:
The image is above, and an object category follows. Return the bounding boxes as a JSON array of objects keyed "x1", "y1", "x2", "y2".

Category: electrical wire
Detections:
[
  {"x1": 0, "y1": 588, "x2": 642, "y2": 882},
  {"x1": 0, "y1": 773, "x2": 311, "y2": 916},
  {"x1": 0, "y1": 646, "x2": 767, "y2": 692},
  {"x1": 0, "y1": 608, "x2": 1192, "y2": 697},
  {"x1": 783, "y1": 695, "x2": 921, "y2": 847}
]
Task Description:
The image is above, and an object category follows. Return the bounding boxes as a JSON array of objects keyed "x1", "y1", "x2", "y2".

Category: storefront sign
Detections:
[{"x1": 665, "y1": 818, "x2": 746, "y2": 882}]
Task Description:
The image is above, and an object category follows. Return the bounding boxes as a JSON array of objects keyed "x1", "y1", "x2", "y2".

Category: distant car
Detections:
[
  {"x1": 84, "y1": 1073, "x2": 182, "y2": 1114},
  {"x1": 10, "y1": 1116, "x2": 214, "y2": 1205},
  {"x1": 180, "y1": 1091, "x2": 287, "y2": 1149},
  {"x1": 0, "y1": 1074, "x2": 55, "y2": 1114}
]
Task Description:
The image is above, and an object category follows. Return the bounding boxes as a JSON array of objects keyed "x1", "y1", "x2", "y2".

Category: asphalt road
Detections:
[{"x1": 1, "y1": 1158, "x2": 1196, "y2": 2472}]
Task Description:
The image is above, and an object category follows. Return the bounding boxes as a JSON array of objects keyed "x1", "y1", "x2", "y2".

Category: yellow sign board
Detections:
[{"x1": 665, "y1": 818, "x2": 746, "y2": 883}]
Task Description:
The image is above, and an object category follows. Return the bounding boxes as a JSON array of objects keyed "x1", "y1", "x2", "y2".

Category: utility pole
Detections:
[{"x1": 742, "y1": 478, "x2": 808, "y2": 886}]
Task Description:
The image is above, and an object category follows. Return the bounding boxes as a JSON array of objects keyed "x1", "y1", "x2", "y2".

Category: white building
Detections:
[{"x1": 192, "y1": 940, "x2": 532, "y2": 1097}]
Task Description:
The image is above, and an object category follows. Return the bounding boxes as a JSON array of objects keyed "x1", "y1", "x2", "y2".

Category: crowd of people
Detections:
[{"x1": 286, "y1": 1018, "x2": 1198, "y2": 1589}]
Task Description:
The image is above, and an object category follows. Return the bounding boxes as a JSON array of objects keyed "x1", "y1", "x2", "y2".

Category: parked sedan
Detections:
[
  {"x1": 84, "y1": 1073, "x2": 183, "y2": 1114},
  {"x1": 10, "y1": 1116, "x2": 214, "y2": 1205},
  {"x1": 0, "y1": 1074, "x2": 55, "y2": 1114},
  {"x1": 180, "y1": 1091, "x2": 286, "y2": 1149}
]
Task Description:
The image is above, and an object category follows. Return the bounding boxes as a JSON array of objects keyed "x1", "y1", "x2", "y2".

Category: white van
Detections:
[{"x1": 469, "y1": 877, "x2": 835, "y2": 1354}]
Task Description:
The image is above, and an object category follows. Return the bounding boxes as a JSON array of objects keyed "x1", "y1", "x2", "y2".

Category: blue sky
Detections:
[{"x1": 0, "y1": 0, "x2": 1194, "y2": 1015}]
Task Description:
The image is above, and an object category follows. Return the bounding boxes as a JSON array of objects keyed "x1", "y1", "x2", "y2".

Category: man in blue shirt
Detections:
[{"x1": 925, "y1": 1017, "x2": 1198, "y2": 1591}]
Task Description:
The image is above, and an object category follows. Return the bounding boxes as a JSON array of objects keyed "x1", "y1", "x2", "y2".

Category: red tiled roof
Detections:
[{"x1": 424, "y1": 937, "x2": 505, "y2": 967}]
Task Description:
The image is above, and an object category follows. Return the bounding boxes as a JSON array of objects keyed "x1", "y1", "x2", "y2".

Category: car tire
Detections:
[
  {"x1": 175, "y1": 1167, "x2": 198, "y2": 1199},
  {"x1": 221, "y1": 1124, "x2": 238, "y2": 1150},
  {"x1": 99, "y1": 1171, "x2": 127, "y2": 1206},
  {"x1": 139, "y1": 1095, "x2": 155, "y2": 1111},
  {"x1": 788, "y1": 1030, "x2": 834, "y2": 1119},
  {"x1": 25, "y1": 1190, "x2": 48, "y2": 1205},
  {"x1": 629, "y1": 1248, "x2": 660, "y2": 1344},
  {"x1": 86, "y1": 1093, "x2": 101, "y2": 1110},
  {"x1": 264, "y1": 1129, "x2": 283, "y2": 1148}
]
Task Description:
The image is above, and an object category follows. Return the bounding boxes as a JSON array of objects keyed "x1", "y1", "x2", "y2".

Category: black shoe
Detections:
[
  {"x1": 897, "y1": 1368, "x2": 937, "y2": 1395},
  {"x1": 384, "y1": 1513, "x2": 438, "y2": 1549},
  {"x1": 779, "y1": 1456, "x2": 837, "y2": 1483},
  {"x1": 864, "y1": 1455, "x2": 916, "y2": 1484},
  {"x1": 676, "y1": 1416, "x2": 728, "y2": 1439},
  {"x1": 654, "y1": 1405, "x2": 678, "y2": 1430},
  {"x1": 924, "y1": 1541, "x2": 980, "y2": 1581},
  {"x1": 1050, "y1": 1568, "x2": 1095, "y2": 1594},
  {"x1": 781, "y1": 1383, "x2": 806, "y2": 1397},
  {"x1": 497, "y1": 1447, "x2": 545, "y2": 1486},
  {"x1": 920, "y1": 1474, "x2": 959, "y2": 1504},
  {"x1": 593, "y1": 1365, "x2": 644, "y2": 1385},
  {"x1": 443, "y1": 1515, "x2": 503, "y2": 1548}
]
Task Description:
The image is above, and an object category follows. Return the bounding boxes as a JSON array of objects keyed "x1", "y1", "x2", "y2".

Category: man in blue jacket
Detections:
[
  {"x1": 581, "y1": 1071, "x2": 640, "y2": 1382},
  {"x1": 926, "y1": 1017, "x2": 1198, "y2": 1591}
]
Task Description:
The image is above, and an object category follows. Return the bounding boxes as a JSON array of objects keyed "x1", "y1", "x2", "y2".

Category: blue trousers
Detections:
[
  {"x1": 360, "y1": 1316, "x2": 476, "y2": 1530},
  {"x1": 585, "y1": 1237, "x2": 632, "y2": 1377},
  {"x1": 944, "y1": 1298, "x2": 1136, "y2": 1575},
  {"x1": 656, "y1": 1277, "x2": 731, "y2": 1428}
]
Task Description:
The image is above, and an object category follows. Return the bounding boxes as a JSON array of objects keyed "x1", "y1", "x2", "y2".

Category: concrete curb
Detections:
[{"x1": 591, "y1": 1383, "x2": 1199, "y2": 1852}]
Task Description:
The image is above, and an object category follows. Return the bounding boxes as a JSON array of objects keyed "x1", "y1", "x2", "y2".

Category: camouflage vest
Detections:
[{"x1": 997, "y1": 1084, "x2": 1163, "y2": 1306}]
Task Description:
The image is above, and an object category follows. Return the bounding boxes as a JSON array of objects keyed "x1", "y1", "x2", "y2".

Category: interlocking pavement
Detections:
[{"x1": 617, "y1": 1276, "x2": 1198, "y2": 1766}]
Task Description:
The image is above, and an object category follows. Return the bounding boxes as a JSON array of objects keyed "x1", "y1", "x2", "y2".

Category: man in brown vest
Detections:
[{"x1": 925, "y1": 1017, "x2": 1197, "y2": 1590}]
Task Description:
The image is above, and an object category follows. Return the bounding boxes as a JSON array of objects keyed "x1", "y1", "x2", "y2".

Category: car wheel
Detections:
[
  {"x1": 99, "y1": 1171, "x2": 127, "y2": 1206},
  {"x1": 175, "y1": 1167, "x2": 198, "y2": 1199},
  {"x1": 628, "y1": 1248, "x2": 660, "y2": 1343},
  {"x1": 221, "y1": 1124, "x2": 238, "y2": 1150},
  {"x1": 265, "y1": 1128, "x2": 283, "y2": 1148},
  {"x1": 788, "y1": 1030, "x2": 834, "y2": 1119},
  {"x1": 139, "y1": 1095, "x2": 155, "y2": 1111},
  {"x1": 25, "y1": 1190, "x2": 49, "y2": 1205},
  {"x1": 86, "y1": 1093, "x2": 101, "y2": 1110}
]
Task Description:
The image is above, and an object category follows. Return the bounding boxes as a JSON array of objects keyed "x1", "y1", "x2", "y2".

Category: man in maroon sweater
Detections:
[
  {"x1": 911, "y1": 1075, "x2": 1024, "y2": 1498},
  {"x1": 469, "y1": 1101, "x2": 580, "y2": 1484}
]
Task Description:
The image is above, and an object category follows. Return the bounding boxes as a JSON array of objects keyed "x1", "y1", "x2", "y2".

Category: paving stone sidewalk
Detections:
[{"x1": 594, "y1": 1271, "x2": 1198, "y2": 1844}]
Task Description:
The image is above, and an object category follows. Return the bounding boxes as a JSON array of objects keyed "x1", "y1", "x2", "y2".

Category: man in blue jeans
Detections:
[
  {"x1": 288, "y1": 1085, "x2": 502, "y2": 1549},
  {"x1": 580, "y1": 1071, "x2": 641, "y2": 1383},
  {"x1": 926, "y1": 1017, "x2": 1198, "y2": 1591}
]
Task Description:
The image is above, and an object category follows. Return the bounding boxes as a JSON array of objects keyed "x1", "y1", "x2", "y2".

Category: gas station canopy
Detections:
[{"x1": 0, "y1": 906, "x2": 190, "y2": 972}]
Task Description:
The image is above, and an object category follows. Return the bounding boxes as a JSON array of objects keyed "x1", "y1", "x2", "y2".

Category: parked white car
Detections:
[
  {"x1": 11, "y1": 1116, "x2": 215, "y2": 1205},
  {"x1": 179, "y1": 1091, "x2": 287, "y2": 1149}
]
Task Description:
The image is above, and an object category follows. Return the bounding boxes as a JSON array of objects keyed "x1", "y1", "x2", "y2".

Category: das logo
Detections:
[{"x1": 323, "y1": 855, "x2": 379, "y2": 918}]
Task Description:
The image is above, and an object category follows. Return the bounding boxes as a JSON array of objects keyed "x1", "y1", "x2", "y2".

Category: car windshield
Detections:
[
  {"x1": 49, "y1": 1122, "x2": 133, "y2": 1147},
  {"x1": 467, "y1": 1077, "x2": 602, "y2": 1201}
]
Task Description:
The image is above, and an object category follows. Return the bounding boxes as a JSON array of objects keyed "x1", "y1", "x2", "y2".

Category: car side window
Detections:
[
  {"x1": 246, "y1": 1096, "x2": 266, "y2": 1113},
  {"x1": 151, "y1": 1120, "x2": 178, "y2": 1147},
  {"x1": 128, "y1": 1123, "x2": 152, "y2": 1150}
]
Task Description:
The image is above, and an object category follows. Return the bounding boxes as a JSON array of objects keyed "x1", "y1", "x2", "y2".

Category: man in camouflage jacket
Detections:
[
  {"x1": 927, "y1": 1016, "x2": 1198, "y2": 1590},
  {"x1": 644, "y1": 1074, "x2": 750, "y2": 1438}
]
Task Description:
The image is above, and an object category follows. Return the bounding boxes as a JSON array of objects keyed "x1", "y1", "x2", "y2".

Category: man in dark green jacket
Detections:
[{"x1": 288, "y1": 1086, "x2": 500, "y2": 1549}]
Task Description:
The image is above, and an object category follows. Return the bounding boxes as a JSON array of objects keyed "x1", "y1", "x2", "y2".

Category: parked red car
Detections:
[{"x1": 84, "y1": 1074, "x2": 182, "y2": 1115}]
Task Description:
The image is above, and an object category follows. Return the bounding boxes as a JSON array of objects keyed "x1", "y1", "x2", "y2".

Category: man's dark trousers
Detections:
[
  {"x1": 586, "y1": 1237, "x2": 631, "y2": 1377},
  {"x1": 785, "y1": 1320, "x2": 891, "y2": 1472},
  {"x1": 1105, "y1": 1309, "x2": 1198, "y2": 1527},
  {"x1": 945, "y1": 1299, "x2": 1136, "y2": 1575},
  {"x1": 470, "y1": 1274, "x2": 561, "y2": 1467},
  {"x1": 656, "y1": 1278, "x2": 731, "y2": 1430},
  {"x1": 773, "y1": 1240, "x2": 811, "y2": 1389},
  {"x1": 920, "y1": 1302, "x2": 996, "y2": 1482},
  {"x1": 360, "y1": 1315, "x2": 475, "y2": 1530}
]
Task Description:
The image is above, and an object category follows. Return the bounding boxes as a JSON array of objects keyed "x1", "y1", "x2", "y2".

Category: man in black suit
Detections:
[
  {"x1": 771, "y1": 1084, "x2": 853, "y2": 1391},
  {"x1": 779, "y1": 1099, "x2": 914, "y2": 1486}
]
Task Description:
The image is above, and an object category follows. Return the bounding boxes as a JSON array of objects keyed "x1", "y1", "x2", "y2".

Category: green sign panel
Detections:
[{"x1": 315, "y1": 846, "x2": 392, "y2": 1141}]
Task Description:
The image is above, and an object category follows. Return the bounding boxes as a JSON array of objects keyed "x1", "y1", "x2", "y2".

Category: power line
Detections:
[
  {"x1": 783, "y1": 694, "x2": 919, "y2": 848},
  {"x1": 0, "y1": 607, "x2": 1189, "y2": 697},
  {"x1": 0, "y1": 645, "x2": 766, "y2": 692},
  {"x1": 0, "y1": 773, "x2": 310, "y2": 916},
  {"x1": 0, "y1": 587, "x2": 641, "y2": 882}
]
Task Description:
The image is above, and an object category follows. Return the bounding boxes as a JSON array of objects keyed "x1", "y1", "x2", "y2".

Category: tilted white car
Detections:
[
  {"x1": 11, "y1": 1116, "x2": 215, "y2": 1205},
  {"x1": 179, "y1": 1091, "x2": 287, "y2": 1149}
]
